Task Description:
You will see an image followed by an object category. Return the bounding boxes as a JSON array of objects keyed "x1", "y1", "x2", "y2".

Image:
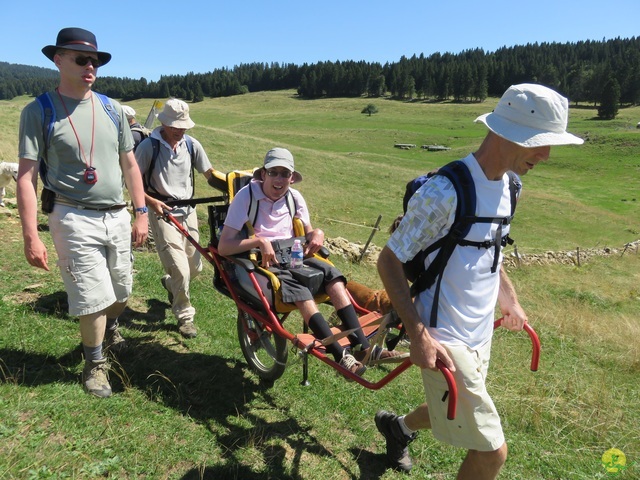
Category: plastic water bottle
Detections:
[{"x1": 290, "y1": 239, "x2": 304, "y2": 269}]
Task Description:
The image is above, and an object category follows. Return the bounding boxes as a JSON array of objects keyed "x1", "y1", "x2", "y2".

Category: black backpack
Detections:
[{"x1": 401, "y1": 160, "x2": 521, "y2": 327}]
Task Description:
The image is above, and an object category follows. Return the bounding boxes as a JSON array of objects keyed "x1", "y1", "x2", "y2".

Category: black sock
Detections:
[
  {"x1": 337, "y1": 305, "x2": 370, "y2": 350},
  {"x1": 308, "y1": 312, "x2": 344, "y2": 361}
]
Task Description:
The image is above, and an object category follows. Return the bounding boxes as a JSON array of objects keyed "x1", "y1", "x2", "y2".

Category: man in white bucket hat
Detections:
[
  {"x1": 135, "y1": 98, "x2": 215, "y2": 339},
  {"x1": 375, "y1": 84, "x2": 582, "y2": 477}
]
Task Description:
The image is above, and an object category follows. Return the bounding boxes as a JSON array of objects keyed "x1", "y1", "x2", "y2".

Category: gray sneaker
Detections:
[
  {"x1": 104, "y1": 325, "x2": 126, "y2": 354},
  {"x1": 178, "y1": 320, "x2": 197, "y2": 339},
  {"x1": 82, "y1": 359, "x2": 112, "y2": 398},
  {"x1": 161, "y1": 275, "x2": 174, "y2": 305},
  {"x1": 375, "y1": 410, "x2": 417, "y2": 472}
]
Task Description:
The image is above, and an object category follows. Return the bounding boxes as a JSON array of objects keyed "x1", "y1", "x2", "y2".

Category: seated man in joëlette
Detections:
[{"x1": 218, "y1": 147, "x2": 405, "y2": 376}]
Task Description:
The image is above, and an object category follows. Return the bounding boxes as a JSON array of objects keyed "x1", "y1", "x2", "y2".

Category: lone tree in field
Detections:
[
  {"x1": 598, "y1": 77, "x2": 621, "y2": 120},
  {"x1": 361, "y1": 104, "x2": 379, "y2": 116}
]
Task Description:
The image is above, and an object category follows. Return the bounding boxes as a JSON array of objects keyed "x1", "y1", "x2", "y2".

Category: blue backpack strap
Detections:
[
  {"x1": 36, "y1": 93, "x2": 55, "y2": 150},
  {"x1": 35, "y1": 93, "x2": 56, "y2": 186},
  {"x1": 94, "y1": 92, "x2": 120, "y2": 131}
]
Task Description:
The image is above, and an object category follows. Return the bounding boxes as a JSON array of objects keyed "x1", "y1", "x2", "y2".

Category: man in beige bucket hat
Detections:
[
  {"x1": 135, "y1": 98, "x2": 216, "y2": 339},
  {"x1": 375, "y1": 83, "x2": 582, "y2": 477}
]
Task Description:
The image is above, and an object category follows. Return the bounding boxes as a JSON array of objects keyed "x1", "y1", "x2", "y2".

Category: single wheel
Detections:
[{"x1": 237, "y1": 310, "x2": 288, "y2": 382}]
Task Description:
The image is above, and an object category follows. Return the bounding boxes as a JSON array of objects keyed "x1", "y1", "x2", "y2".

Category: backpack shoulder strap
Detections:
[
  {"x1": 36, "y1": 93, "x2": 55, "y2": 150},
  {"x1": 144, "y1": 137, "x2": 161, "y2": 194},
  {"x1": 247, "y1": 182, "x2": 258, "y2": 227},
  {"x1": 94, "y1": 92, "x2": 120, "y2": 131},
  {"x1": 285, "y1": 190, "x2": 296, "y2": 219},
  {"x1": 35, "y1": 93, "x2": 56, "y2": 186},
  {"x1": 247, "y1": 187, "x2": 296, "y2": 229},
  {"x1": 507, "y1": 171, "x2": 521, "y2": 216},
  {"x1": 409, "y1": 160, "x2": 475, "y2": 327},
  {"x1": 434, "y1": 160, "x2": 475, "y2": 231},
  {"x1": 184, "y1": 135, "x2": 196, "y2": 198}
]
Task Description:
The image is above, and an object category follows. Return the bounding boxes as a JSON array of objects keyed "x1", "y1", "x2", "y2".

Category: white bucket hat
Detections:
[
  {"x1": 122, "y1": 105, "x2": 136, "y2": 120},
  {"x1": 253, "y1": 147, "x2": 303, "y2": 183},
  {"x1": 475, "y1": 83, "x2": 583, "y2": 147},
  {"x1": 157, "y1": 98, "x2": 195, "y2": 129}
]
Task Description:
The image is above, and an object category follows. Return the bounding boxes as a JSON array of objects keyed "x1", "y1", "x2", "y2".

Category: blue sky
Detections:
[{"x1": 3, "y1": 0, "x2": 638, "y2": 82}]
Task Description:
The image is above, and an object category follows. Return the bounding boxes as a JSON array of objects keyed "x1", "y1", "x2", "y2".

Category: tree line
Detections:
[{"x1": 1, "y1": 37, "x2": 638, "y2": 115}]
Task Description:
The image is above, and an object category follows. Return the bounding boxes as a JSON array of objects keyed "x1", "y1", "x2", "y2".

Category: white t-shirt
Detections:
[{"x1": 387, "y1": 153, "x2": 516, "y2": 348}]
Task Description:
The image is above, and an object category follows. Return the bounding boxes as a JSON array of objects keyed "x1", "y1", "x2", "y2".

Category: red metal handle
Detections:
[
  {"x1": 494, "y1": 318, "x2": 540, "y2": 372},
  {"x1": 436, "y1": 359, "x2": 458, "y2": 420}
]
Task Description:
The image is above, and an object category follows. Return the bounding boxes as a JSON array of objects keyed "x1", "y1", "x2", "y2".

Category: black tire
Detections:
[{"x1": 237, "y1": 310, "x2": 288, "y2": 382}]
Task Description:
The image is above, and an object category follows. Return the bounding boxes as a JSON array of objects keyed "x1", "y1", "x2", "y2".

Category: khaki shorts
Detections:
[
  {"x1": 49, "y1": 205, "x2": 133, "y2": 317},
  {"x1": 421, "y1": 339, "x2": 505, "y2": 451}
]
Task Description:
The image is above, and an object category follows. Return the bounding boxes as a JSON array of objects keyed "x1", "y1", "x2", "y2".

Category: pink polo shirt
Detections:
[{"x1": 224, "y1": 179, "x2": 310, "y2": 240}]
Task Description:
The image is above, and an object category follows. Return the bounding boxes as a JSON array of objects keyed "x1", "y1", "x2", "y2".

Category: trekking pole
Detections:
[{"x1": 358, "y1": 215, "x2": 382, "y2": 263}]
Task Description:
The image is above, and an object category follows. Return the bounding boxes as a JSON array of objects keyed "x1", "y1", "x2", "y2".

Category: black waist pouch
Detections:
[
  {"x1": 41, "y1": 187, "x2": 55, "y2": 214},
  {"x1": 289, "y1": 266, "x2": 325, "y2": 296}
]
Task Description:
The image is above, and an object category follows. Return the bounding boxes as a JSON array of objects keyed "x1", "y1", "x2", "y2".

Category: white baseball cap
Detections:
[{"x1": 253, "y1": 147, "x2": 303, "y2": 183}]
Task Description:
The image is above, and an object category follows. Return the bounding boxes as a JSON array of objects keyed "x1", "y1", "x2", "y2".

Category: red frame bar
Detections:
[
  {"x1": 162, "y1": 209, "x2": 540, "y2": 422},
  {"x1": 493, "y1": 318, "x2": 541, "y2": 371}
]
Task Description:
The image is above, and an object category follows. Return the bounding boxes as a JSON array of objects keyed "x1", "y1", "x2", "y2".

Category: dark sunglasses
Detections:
[
  {"x1": 266, "y1": 169, "x2": 293, "y2": 179},
  {"x1": 72, "y1": 55, "x2": 101, "y2": 68}
]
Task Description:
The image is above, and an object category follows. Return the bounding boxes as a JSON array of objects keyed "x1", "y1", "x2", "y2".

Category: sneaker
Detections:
[
  {"x1": 104, "y1": 325, "x2": 126, "y2": 355},
  {"x1": 161, "y1": 275, "x2": 174, "y2": 305},
  {"x1": 178, "y1": 320, "x2": 197, "y2": 339},
  {"x1": 375, "y1": 410, "x2": 417, "y2": 472},
  {"x1": 82, "y1": 359, "x2": 112, "y2": 398},
  {"x1": 354, "y1": 345, "x2": 409, "y2": 365},
  {"x1": 339, "y1": 352, "x2": 366, "y2": 377}
]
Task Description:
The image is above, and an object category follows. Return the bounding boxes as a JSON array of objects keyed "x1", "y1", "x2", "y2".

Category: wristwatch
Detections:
[{"x1": 135, "y1": 206, "x2": 148, "y2": 215}]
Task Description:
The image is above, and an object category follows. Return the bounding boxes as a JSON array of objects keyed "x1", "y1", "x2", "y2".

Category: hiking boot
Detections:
[
  {"x1": 178, "y1": 320, "x2": 197, "y2": 339},
  {"x1": 161, "y1": 275, "x2": 174, "y2": 305},
  {"x1": 354, "y1": 345, "x2": 409, "y2": 365},
  {"x1": 82, "y1": 359, "x2": 112, "y2": 398},
  {"x1": 375, "y1": 410, "x2": 417, "y2": 472},
  {"x1": 339, "y1": 352, "x2": 366, "y2": 377},
  {"x1": 104, "y1": 325, "x2": 126, "y2": 355}
]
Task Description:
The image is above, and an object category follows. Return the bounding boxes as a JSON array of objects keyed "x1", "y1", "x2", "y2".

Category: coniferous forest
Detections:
[{"x1": 1, "y1": 37, "x2": 638, "y2": 113}]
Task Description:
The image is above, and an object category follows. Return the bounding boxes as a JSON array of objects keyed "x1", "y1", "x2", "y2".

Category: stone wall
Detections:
[{"x1": 324, "y1": 237, "x2": 640, "y2": 268}]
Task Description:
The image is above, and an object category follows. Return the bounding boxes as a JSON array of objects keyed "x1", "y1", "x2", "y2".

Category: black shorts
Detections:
[{"x1": 269, "y1": 257, "x2": 344, "y2": 304}]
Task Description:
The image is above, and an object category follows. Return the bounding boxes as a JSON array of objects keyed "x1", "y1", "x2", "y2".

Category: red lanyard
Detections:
[{"x1": 56, "y1": 89, "x2": 95, "y2": 171}]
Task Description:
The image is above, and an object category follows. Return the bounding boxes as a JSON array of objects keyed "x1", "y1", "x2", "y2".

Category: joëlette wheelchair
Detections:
[{"x1": 161, "y1": 169, "x2": 541, "y2": 421}]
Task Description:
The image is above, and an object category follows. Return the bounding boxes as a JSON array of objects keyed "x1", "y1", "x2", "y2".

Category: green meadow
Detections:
[{"x1": 0, "y1": 90, "x2": 639, "y2": 479}]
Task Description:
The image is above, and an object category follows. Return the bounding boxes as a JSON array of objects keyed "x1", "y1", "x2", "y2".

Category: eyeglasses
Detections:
[
  {"x1": 266, "y1": 169, "x2": 293, "y2": 179},
  {"x1": 71, "y1": 55, "x2": 101, "y2": 68}
]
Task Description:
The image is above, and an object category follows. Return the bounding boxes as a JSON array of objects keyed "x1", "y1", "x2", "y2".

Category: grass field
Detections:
[{"x1": 0, "y1": 90, "x2": 639, "y2": 479}]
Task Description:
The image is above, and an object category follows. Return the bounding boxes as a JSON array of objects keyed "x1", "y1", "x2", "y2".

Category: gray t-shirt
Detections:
[
  {"x1": 135, "y1": 128, "x2": 212, "y2": 200},
  {"x1": 19, "y1": 91, "x2": 134, "y2": 208}
]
